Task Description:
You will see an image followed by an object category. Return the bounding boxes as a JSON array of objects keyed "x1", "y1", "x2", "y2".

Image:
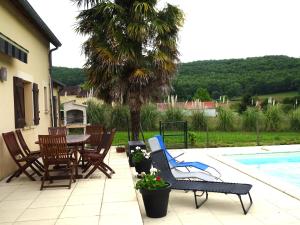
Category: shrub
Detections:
[
  {"x1": 141, "y1": 104, "x2": 160, "y2": 131},
  {"x1": 289, "y1": 108, "x2": 300, "y2": 131},
  {"x1": 164, "y1": 107, "x2": 185, "y2": 122},
  {"x1": 242, "y1": 107, "x2": 264, "y2": 131},
  {"x1": 86, "y1": 100, "x2": 111, "y2": 127},
  {"x1": 190, "y1": 110, "x2": 207, "y2": 131},
  {"x1": 217, "y1": 107, "x2": 235, "y2": 131},
  {"x1": 264, "y1": 105, "x2": 283, "y2": 131},
  {"x1": 110, "y1": 104, "x2": 129, "y2": 131}
]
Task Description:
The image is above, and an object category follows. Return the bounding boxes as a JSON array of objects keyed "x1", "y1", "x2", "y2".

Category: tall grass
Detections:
[
  {"x1": 141, "y1": 103, "x2": 160, "y2": 131},
  {"x1": 110, "y1": 104, "x2": 129, "y2": 130},
  {"x1": 190, "y1": 110, "x2": 207, "y2": 131},
  {"x1": 86, "y1": 100, "x2": 111, "y2": 127},
  {"x1": 242, "y1": 107, "x2": 265, "y2": 131},
  {"x1": 264, "y1": 105, "x2": 283, "y2": 131},
  {"x1": 217, "y1": 107, "x2": 235, "y2": 131},
  {"x1": 289, "y1": 108, "x2": 300, "y2": 131},
  {"x1": 164, "y1": 107, "x2": 185, "y2": 122}
]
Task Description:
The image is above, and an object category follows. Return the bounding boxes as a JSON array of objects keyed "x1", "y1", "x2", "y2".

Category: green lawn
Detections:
[
  {"x1": 257, "y1": 91, "x2": 298, "y2": 101},
  {"x1": 113, "y1": 131, "x2": 300, "y2": 148}
]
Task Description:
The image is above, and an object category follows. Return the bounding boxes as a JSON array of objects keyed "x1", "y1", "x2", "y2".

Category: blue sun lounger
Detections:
[{"x1": 148, "y1": 135, "x2": 221, "y2": 180}]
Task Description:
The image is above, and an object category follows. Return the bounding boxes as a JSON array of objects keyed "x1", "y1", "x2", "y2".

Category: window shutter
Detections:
[
  {"x1": 32, "y1": 83, "x2": 40, "y2": 125},
  {"x1": 13, "y1": 77, "x2": 25, "y2": 128}
]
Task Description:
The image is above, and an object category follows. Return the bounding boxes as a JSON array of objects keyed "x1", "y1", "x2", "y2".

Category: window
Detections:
[{"x1": 13, "y1": 77, "x2": 39, "y2": 128}]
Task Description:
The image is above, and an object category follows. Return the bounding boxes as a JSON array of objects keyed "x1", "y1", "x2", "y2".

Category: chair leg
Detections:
[
  {"x1": 68, "y1": 165, "x2": 72, "y2": 189},
  {"x1": 238, "y1": 193, "x2": 253, "y2": 215},
  {"x1": 82, "y1": 162, "x2": 92, "y2": 173},
  {"x1": 6, "y1": 169, "x2": 21, "y2": 183},
  {"x1": 194, "y1": 191, "x2": 208, "y2": 209},
  {"x1": 101, "y1": 163, "x2": 115, "y2": 174}
]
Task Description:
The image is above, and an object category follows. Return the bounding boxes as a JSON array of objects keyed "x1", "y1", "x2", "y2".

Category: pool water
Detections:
[{"x1": 229, "y1": 152, "x2": 300, "y2": 188}]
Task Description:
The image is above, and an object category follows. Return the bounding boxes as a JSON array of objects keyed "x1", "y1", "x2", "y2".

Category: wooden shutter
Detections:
[
  {"x1": 32, "y1": 83, "x2": 40, "y2": 125},
  {"x1": 13, "y1": 77, "x2": 25, "y2": 128}
]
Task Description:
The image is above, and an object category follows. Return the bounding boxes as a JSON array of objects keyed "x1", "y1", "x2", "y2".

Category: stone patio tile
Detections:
[
  {"x1": 98, "y1": 213, "x2": 143, "y2": 225},
  {"x1": 13, "y1": 220, "x2": 56, "y2": 225},
  {"x1": 55, "y1": 216, "x2": 99, "y2": 225},
  {"x1": 17, "y1": 207, "x2": 63, "y2": 221},
  {"x1": 0, "y1": 200, "x2": 33, "y2": 210},
  {"x1": 0, "y1": 208, "x2": 25, "y2": 223},
  {"x1": 29, "y1": 196, "x2": 69, "y2": 208},
  {"x1": 4, "y1": 190, "x2": 40, "y2": 201},
  {"x1": 100, "y1": 201, "x2": 140, "y2": 215},
  {"x1": 253, "y1": 211, "x2": 299, "y2": 225},
  {"x1": 59, "y1": 204, "x2": 101, "y2": 218},
  {"x1": 66, "y1": 194, "x2": 102, "y2": 206}
]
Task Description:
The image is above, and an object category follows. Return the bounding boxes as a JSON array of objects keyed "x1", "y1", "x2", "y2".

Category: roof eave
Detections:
[{"x1": 12, "y1": 0, "x2": 62, "y2": 48}]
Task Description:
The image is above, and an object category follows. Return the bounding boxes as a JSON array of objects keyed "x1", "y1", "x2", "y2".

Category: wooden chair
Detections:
[
  {"x1": 80, "y1": 125, "x2": 104, "y2": 166},
  {"x1": 38, "y1": 135, "x2": 76, "y2": 190},
  {"x1": 83, "y1": 128, "x2": 116, "y2": 178},
  {"x1": 2, "y1": 131, "x2": 42, "y2": 182},
  {"x1": 15, "y1": 129, "x2": 44, "y2": 172},
  {"x1": 48, "y1": 127, "x2": 67, "y2": 135}
]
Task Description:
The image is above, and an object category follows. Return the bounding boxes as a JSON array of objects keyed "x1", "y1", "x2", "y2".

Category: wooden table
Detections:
[{"x1": 36, "y1": 134, "x2": 90, "y2": 179}]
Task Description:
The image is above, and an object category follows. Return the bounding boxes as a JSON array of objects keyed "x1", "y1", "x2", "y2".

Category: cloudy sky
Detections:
[{"x1": 28, "y1": 0, "x2": 300, "y2": 68}]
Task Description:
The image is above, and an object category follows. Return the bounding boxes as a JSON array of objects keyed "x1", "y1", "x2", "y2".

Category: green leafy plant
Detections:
[
  {"x1": 289, "y1": 108, "x2": 300, "y2": 131},
  {"x1": 188, "y1": 132, "x2": 196, "y2": 146},
  {"x1": 132, "y1": 146, "x2": 150, "y2": 164},
  {"x1": 135, "y1": 170, "x2": 169, "y2": 191},
  {"x1": 265, "y1": 105, "x2": 283, "y2": 131},
  {"x1": 110, "y1": 104, "x2": 129, "y2": 131},
  {"x1": 141, "y1": 104, "x2": 160, "y2": 131},
  {"x1": 217, "y1": 107, "x2": 235, "y2": 131},
  {"x1": 190, "y1": 110, "x2": 207, "y2": 131},
  {"x1": 242, "y1": 107, "x2": 264, "y2": 131}
]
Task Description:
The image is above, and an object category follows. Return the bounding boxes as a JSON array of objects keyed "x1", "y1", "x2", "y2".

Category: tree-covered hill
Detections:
[
  {"x1": 52, "y1": 67, "x2": 86, "y2": 86},
  {"x1": 53, "y1": 55, "x2": 300, "y2": 100}
]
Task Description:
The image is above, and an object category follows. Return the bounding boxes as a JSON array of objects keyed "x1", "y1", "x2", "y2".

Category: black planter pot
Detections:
[
  {"x1": 140, "y1": 184, "x2": 171, "y2": 218},
  {"x1": 134, "y1": 159, "x2": 152, "y2": 174}
]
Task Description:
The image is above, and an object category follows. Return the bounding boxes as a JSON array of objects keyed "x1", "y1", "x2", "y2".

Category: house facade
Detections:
[{"x1": 0, "y1": 0, "x2": 61, "y2": 179}]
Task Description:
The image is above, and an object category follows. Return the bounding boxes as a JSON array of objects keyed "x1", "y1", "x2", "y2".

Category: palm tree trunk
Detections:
[{"x1": 130, "y1": 110, "x2": 140, "y2": 141}]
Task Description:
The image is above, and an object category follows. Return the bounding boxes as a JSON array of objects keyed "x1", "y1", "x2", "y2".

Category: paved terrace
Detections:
[{"x1": 0, "y1": 146, "x2": 300, "y2": 225}]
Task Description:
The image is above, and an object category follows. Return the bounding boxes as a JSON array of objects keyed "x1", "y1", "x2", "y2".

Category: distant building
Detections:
[
  {"x1": 60, "y1": 85, "x2": 98, "y2": 105},
  {"x1": 157, "y1": 101, "x2": 217, "y2": 117}
]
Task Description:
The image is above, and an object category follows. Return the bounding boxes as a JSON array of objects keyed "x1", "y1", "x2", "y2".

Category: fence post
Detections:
[
  {"x1": 184, "y1": 121, "x2": 188, "y2": 149},
  {"x1": 256, "y1": 117, "x2": 260, "y2": 146}
]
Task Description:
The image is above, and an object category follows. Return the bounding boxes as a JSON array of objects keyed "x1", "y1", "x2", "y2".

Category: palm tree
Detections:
[{"x1": 73, "y1": 0, "x2": 184, "y2": 140}]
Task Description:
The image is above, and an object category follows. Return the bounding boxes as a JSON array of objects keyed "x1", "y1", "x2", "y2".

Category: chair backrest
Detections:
[
  {"x1": 2, "y1": 131, "x2": 25, "y2": 162},
  {"x1": 38, "y1": 135, "x2": 69, "y2": 165},
  {"x1": 48, "y1": 127, "x2": 67, "y2": 135},
  {"x1": 150, "y1": 147, "x2": 176, "y2": 184},
  {"x1": 86, "y1": 125, "x2": 103, "y2": 146},
  {"x1": 15, "y1": 129, "x2": 30, "y2": 155},
  {"x1": 148, "y1": 135, "x2": 177, "y2": 167},
  {"x1": 96, "y1": 128, "x2": 116, "y2": 159}
]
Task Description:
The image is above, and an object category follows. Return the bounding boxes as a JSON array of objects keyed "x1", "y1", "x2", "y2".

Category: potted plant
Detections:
[
  {"x1": 116, "y1": 145, "x2": 126, "y2": 153},
  {"x1": 135, "y1": 169, "x2": 171, "y2": 218},
  {"x1": 131, "y1": 146, "x2": 152, "y2": 174}
]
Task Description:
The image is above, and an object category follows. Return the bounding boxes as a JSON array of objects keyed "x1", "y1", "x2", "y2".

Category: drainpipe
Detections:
[{"x1": 49, "y1": 46, "x2": 59, "y2": 127}]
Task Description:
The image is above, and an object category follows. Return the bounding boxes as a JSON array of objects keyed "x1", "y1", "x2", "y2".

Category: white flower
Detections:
[
  {"x1": 140, "y1": 172, "x2": 146, "y2": 177},
  {"x1": 135, "y1": 146, "x2": 141, "y2": 150},
  {"x1": 130, "y1": 150, "x2": 134, "y2": 153},
  {"x1": 150, "y1": 168, "x2": 157, "y2": 173}
]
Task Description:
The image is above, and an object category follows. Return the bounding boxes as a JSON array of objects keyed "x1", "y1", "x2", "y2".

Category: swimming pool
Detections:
[{"x1": 229, "y1": 151, "x2": 300, "y2": 188}]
